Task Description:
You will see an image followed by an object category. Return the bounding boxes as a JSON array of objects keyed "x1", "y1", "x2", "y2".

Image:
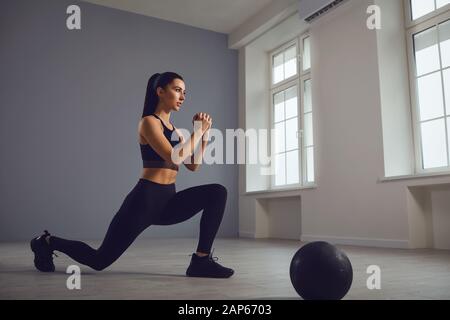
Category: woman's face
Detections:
[{"x1": 157, "y1": 78, "x2": 186, "y2": 111}]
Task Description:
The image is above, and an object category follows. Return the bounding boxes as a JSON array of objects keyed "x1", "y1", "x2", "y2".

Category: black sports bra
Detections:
[{"x1": 140, "y1": 114, "x2": 181, "y2": 171}]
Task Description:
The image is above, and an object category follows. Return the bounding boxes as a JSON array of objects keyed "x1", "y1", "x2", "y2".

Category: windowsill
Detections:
[
  {"x1": 243, "y1": 184, "x2": 317, "y2": 198},
  {"x1": 378, "y1": 171, "x2": 450, "y2": 183}
]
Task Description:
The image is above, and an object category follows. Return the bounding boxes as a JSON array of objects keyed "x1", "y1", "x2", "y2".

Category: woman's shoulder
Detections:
[
  {"x1": 138, "y1": 116, "x2": 165, "y2": 141},
  {"x1": 141, "y1": 114, "x2": 158, "y2": 123},
  {"x1": 140, "y1": 115, "x2": 163, "y2": 129}
]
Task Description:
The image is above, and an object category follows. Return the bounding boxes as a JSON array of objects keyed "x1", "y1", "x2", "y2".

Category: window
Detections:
[
  {"x1": 273, "y1": 85, "x2": 299, "y2": 186},
  {"x1": 301, "y1": 35, "x2": 314, "y2": 184},
  {"x1": 269, "y1": 34, "x2": 314, "y2": 188},
  {"x1": 272, "y1": 44, "x2": 298, "y2": 85},
  {"x1": 406, "y1": 1, "x2": 450, "y2": 172},
  {"x1": 410, "y1": 0, "x2": 450, "y2": 21},
  {"x1": 303, "y1": 78, "x2": 315, "y2": 183}
]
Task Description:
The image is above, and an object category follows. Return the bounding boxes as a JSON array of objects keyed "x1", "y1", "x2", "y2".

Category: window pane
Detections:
[
  {"x1": 275, "y1": 153, "x2": 286, "y2": 186},
  {"x1": 275, "y1": 122, "x2": 285, "y2": 153},
  {"x1": 303, "y1": 37, "x2": 311, "y2": 71},
  {"x1": 444, "y1": 69, "x2": 450, "y2": 115},
  {"x1": 284, "y1": 46, "x2": 297, "y2": 79},
  {"x1": 286, "y1": 117, "x2": 298, "y2": 151},
  {"x1": 439, "y1": 19, "x2": 450, "y2": 68},
  {"x1": 306, "y1": 147, "x2": 315, "y2": 183},
  {"x1": 414, "y1": 27, "x2": 440, "y2": 76},
  {"x1": 448, "y1": 117, "x2": 450, "y2": 161},
  {"x1": 436, "y1": 0, "x2": 450, "y2": 9},
  {"x1": 421, "y1": 119, "x2": 448, "y2": 169},
  {"x1": 305, "y1": 112, "x2": 314, "y2": 147},
  {"x1": 285, "y1": 86, "x2": 298, "y2": 118},
  {"x1": 273, "y1": 53, "x2": 284, "y2": 84},
  {"x1": 411, "y1": 0, "x2": 435, "y2": 20},
  {"x1": 274, "y1": 92, "x2": 285, "y2": 122},
  {"x1": 417, "y1": 72, "x2": 445, "y2": 121},
  {"x1": 286, "y1": 150, "x2": 299, "y2": 185},
  {"x1": 304, "y1": 79, "x2": 312, "y2": 113}
]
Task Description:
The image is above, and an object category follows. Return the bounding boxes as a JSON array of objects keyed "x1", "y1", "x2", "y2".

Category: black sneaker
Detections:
[
  {"x1": 186, "y1": 250, "x2": 234, "y2": 278},
  {"x1": 30, "y1": 230, "x2": 56, "y2": 272}
]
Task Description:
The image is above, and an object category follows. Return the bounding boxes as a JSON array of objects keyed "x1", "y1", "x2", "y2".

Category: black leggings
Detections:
[{"x1": 49, "y1": 179, "x2": 227, "y2": 271}]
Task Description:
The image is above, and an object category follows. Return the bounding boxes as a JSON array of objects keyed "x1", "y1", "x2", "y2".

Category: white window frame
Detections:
[
  {"x1": 301, "y1": 76, "x2": 314, "y2": 186},
  {"x1": 300, "y1": 34, "x2": 314, "y2": 186},
  {"x1": 268, "y1": 32, "x2": 314, "y2": 190},
  {"x1": 269, "y1": 79, "x2": 302, "y2": 190},
  {"x1": 404, "y1": 0, "x2": 450, "y2": 29},
  {"x1": 300, "y1": 34, "x2": 312, "y2": 75},
  {"x1": 405, "y1": 1, "x2": 450, "y2": 174},
  {"x1": 269, "y1": 39, "x2": 299, "y2": 89}
]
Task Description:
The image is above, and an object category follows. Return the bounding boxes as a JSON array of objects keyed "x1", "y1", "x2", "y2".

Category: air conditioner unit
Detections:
[{"x1": 298, "y1": 0, "x2": 349, "y2": 23}]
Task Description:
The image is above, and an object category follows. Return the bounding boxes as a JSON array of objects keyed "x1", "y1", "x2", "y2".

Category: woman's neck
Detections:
[{"x1": 154, "y1": 109, "x2": 171, "y2": 125}]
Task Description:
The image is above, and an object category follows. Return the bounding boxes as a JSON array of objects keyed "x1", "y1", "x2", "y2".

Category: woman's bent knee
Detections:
[{"x1": 209, "y1": 184, "x2": 227, "y2": 199}]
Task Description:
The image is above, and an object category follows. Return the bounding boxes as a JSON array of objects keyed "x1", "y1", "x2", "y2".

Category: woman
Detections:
[{"x1": 30, "y1": 72, "x2": 234, "y2": 278}]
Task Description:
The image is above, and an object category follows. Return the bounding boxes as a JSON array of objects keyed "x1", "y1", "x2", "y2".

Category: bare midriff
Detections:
[
  {"x1": 138, "y1": 119, "x2": 178, "y2": 185},
  {"x1": 140, "y1": 167, "x2": 177, "y2": 185},
  {"x1": 139, "y1": 135, "x2": 178, "y2": 184}
]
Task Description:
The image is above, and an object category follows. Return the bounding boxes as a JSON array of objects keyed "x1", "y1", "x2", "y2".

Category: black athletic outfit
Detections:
[{"x1": 38, "y1": 114, "x2": 229, "y2": 273}]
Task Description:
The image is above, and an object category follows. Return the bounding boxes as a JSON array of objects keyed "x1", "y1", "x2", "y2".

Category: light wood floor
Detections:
[{"x1": 0, "y1": 238, "x2": 449, "y2": 300}]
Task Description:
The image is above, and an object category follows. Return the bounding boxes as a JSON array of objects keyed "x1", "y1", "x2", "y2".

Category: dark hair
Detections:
[{"x1": 142, "y1": 72, "x2": 184, "y2": 118}]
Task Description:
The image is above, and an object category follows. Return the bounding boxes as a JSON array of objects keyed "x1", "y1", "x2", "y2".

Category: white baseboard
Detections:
[
  {"x1": 300, "y1": 235, "x2": 409, "y2": 249},
  {"x1": 239, "y1": 231, "x2": 255, "y2": 238}
]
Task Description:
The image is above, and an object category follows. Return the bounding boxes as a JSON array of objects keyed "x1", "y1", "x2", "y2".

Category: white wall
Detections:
[
  {"x1": 264, "y1": 197, "x2": 301, "y2": 239},
  {"x1": 245, "y1": 45, "x2": 271, "y2": 192},
  {"x1": 430, "y1": 186, "x2": 450, "y2": 249},
  {"x1": 407, "y1": 184, "x2": 450, "y2": 250},
  {"x1": 238, "y1": 0, "x2": 450, "y2": 249}
]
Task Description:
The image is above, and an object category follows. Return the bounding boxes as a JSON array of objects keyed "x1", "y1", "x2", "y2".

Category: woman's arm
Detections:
[
  {"x1": 141, "y1": 117, "x2": 207, "y2": 166},
  {"x1": 184, "y1": 130, "x2": 209, "y2": 172}
]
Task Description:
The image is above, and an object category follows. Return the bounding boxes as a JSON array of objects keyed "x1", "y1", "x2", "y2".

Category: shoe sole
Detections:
[{"x1": 186, "y1": 269, "x2": 234, "y2": 279}]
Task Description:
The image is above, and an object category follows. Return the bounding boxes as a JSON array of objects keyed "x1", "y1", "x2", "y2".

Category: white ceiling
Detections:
[{"x1": 82, "y1": 0, "x2": 275, "y2": 34}]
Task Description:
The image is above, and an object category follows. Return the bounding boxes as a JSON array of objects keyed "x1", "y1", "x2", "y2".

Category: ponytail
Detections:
[{"x1": 141, "y1": 72, "x2": 184, "y2": 118}]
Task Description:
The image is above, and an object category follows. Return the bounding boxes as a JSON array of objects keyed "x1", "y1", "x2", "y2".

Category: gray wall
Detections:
[{"x1": 0, "y1": 0, "x2": 238, "y2": 242}]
